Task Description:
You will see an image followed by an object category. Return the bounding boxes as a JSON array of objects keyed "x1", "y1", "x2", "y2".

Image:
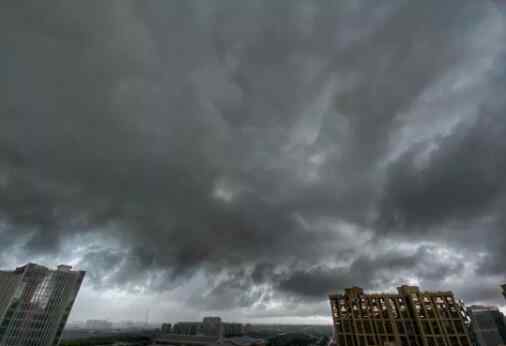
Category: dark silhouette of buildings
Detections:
[
  {"x1": 155, "y1": 317, "x2": 263, "y2": 346},
  {"x1": 161, "y1": 323, "x2": 172, "y2": 333},
  {"x1": 0, "y1": 263, "x2": 85, "y2": 346},
  {"x1": 329, "y1": 286, "x2": 472, "y2": 346},
  {"x1": 171, "y1": 317, "x2": 243, "y2": 338}
]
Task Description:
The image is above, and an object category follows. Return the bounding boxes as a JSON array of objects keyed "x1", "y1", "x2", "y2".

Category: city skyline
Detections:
[{"x1": 1, "y1": 0, "x2": 506, "y2": 324}]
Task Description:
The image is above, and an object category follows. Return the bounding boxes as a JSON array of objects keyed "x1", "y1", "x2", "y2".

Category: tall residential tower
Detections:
[
  {"x1": 329, "y1": 286, "x2": 472, "y2": 346},
  {"x1": 0, "y1": 263, "x2": 85, "y2": 346}
]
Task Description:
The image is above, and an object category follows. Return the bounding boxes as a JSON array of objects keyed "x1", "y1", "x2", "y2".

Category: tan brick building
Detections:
[{"x1": 329, "y1": 286, "x2": 472, "y2": 346}]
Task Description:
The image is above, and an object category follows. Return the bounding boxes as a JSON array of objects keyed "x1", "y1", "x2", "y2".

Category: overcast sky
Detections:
[{"x1": 1, "y1": 0, "x2": 506, "y2": 324}]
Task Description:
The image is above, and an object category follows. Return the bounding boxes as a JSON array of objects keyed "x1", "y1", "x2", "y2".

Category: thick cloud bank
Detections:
[{"x1": 1, "y1": 0, "x2": 505, "y2": 319}]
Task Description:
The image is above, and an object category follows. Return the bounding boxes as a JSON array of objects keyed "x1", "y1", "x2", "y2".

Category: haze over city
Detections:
[{"x1": 1, "y1": 0, "x2": 506, "y2": 325}]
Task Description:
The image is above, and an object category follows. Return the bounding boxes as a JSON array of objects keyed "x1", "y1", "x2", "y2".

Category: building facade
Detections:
[
  {"x1": 468, "y1": 306, "x2": 506, "y2": 346},
  {"x1": 329, "y1": 286, "x2": 472, "y2": 346},
  {"x1": 161, "y1": 323, "x2": 172, "y2": 333},
  {"x1": 0, "y1": 263, "x2": 85, "y2": 346},
  {"x1": 202, "y1": 317, "x2": 222, "y2": 338}
]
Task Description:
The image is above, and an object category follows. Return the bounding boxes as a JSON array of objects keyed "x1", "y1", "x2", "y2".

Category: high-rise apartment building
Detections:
[
  {"x1": 467, "y1": 305, "x2": 506, "y2": 346},
  {"x1": 0, "y1": 263, "x2": 85, "y2": 346},
  {"x1": 329, "y1": 286, "x2": 472, "y2": 346}
]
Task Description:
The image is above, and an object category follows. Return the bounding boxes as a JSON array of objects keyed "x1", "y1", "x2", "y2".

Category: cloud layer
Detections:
[{"x1": 1, "y1": 0, "x2": 505, "y2": 320}]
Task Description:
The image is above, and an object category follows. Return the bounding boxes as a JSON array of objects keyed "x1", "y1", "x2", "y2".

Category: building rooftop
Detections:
[{"x1": 329, "y1": 286, "x2": 455, "y2": 299}]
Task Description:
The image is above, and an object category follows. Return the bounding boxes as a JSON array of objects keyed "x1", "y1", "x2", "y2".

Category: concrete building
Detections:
[
  {"x1": 85, "y1": 319, "x2": 113, "y2": 330},
  {"x1": 172, "y1": 322, "x2": 203, "y2": 335},
  {"x1": 161, "y1": 323, "x2": 172, "y2": 333},
  {"x1": 202, "y1": 317, "x2": 223, "y2": 338},
  {"x1": 171, "y1": 318, "x2": 244, "y2": 338},
  {"x1": 223, "y1": 323, "x2": 243, "y2": 337},
  {"x1": 153, "y1": 318, "x2": 255, "y2": 346},
  {"x1": 329, "y1": 286, "x2": 472, "y2": 346},
  {"x1": 468, "y1": 306, "x2": 506, "y2": 346},
  {"x1": 0, "y1": 263, "x2": 85, "y2": 346}
]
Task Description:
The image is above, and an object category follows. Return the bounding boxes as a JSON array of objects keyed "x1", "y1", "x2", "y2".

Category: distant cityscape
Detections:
[{"x1": 0, "y1": 263, "x2": 505, "y2": 346}]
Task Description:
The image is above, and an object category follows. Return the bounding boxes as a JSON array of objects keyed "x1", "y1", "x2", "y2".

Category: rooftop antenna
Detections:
[{"x1": 145, "y1": 308, "x2": 150, "y2": 328}]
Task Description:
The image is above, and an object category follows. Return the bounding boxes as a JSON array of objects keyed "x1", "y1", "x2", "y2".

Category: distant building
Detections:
[
  {"x1": 329, "y1": 286, "x2": 472, "y2": 346},
  {"x1": 468, "y1": 305, "x2": 506, "y2": 346},
  {"x1": 161, "y1": 323, "x2": 172, "y2": 333},
  {"x1": 172, "y1": 322, "x2": 202, "y2": 335},
  {"x1": 0, "y1": 263, "x2": 85, "y2": 346},
  {"x1": 154, "y1": 317, "x2": 253, "y2": 346},
  {"x1": 224, "y1": 323, "x2": 243, "y2": 337},
  {"x1": 85, "y1": 319, "x2": 113, "y2": 330},
  {"x1": 171, "y1": 317, "x2": 243, "y2": 338},
  {"x1": 202, "y1": 317, "x2": 223, "y2": 338}
]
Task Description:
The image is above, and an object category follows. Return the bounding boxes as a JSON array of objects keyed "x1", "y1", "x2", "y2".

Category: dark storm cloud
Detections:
[
  {"x1": 274, "y1": 245, "x2": 464, "y2": 299},
  {"x1": 1, "y1": 0, "x2": 505, "y2": 316}
]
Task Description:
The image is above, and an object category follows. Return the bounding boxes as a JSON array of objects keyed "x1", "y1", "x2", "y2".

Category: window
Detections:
[
  {"x1": 460, "y1": 337, "x2": 469, "y2": 346},
  {"x1": 386, "y1": 321, "x2": 393, "y2": 334},
  {"x1": 357, "y1": 321, "x2": 363, "y2": 333},
  {"x1": 397, "y1": 322, "x2": 405, "y2": 334},
  {"x1": 454, "y1": 322, "x2": 464, "y2": 334},
  {"x1": 376, "y1": 321, "x2": 385, "y2": 334},
  {"x1": 432, "y1": 321, "x2": 441, "y2": 335},
  {"x1": 405, "y1": 322, "x2": 415, "y2": 335},
  {"x1": 436, "y1": 337, "x2": 446, "y2": 346},
  {"x1": 344, "y1": 320, "x2": 351, "y2": 333},
  {"x1": 444, "y1": 320, "x2": 454, "y2": 334},
  {"x1": 364, "y1": 321, "x2": 372, "y2": 334},
  {"x1": 423, "y1": 321, "x2": 431, "y2": 334}
]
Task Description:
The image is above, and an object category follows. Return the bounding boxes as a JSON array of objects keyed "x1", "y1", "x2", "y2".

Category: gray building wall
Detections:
[
  {"x1": 0, "y1": 271, "x2": 23, "y2": 323},
  {"x1": 468, "y1": 306, "x2": 506, "y2": 346}
]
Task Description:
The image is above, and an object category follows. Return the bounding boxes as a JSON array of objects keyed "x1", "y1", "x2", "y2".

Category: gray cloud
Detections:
[{"x1": 1, "y1": 0, "x2": 505, "y2": 320}]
